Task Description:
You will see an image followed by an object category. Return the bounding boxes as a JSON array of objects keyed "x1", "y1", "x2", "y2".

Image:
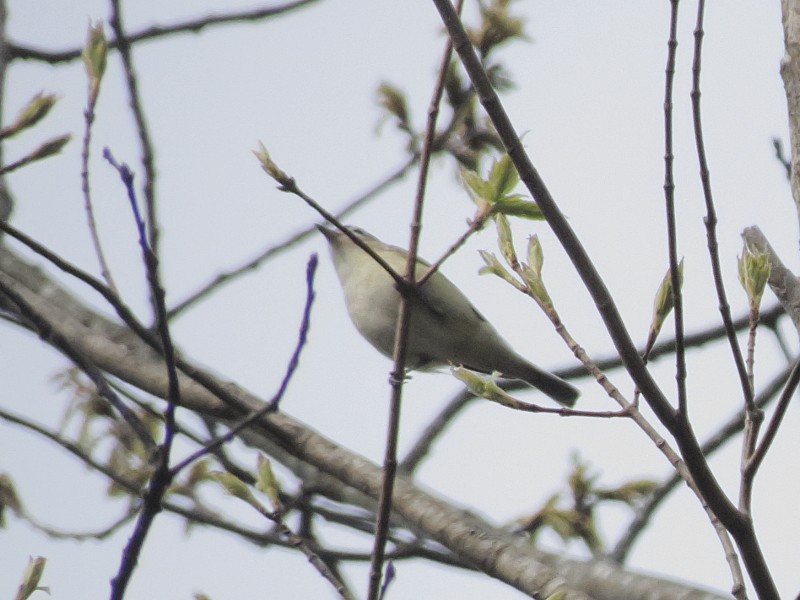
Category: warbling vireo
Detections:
[{"x1": 318, "y1": 225, "x2": 579, "y2": 407}]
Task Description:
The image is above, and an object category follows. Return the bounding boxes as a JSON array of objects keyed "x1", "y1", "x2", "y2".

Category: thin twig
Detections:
[
  {"x1": 0, "y1": 280, "x2": 157, "y2": 453},
  {"x1": 662, "y1": 0, "x2": 688, "y2": 416},
  {"x1": 610, "y1": 361, "x2": 791, "y2": 564},
  {"x1": 416, "y1": 213, "x2": 487, "y2": 288},
  {"x1": 104, "y1": 149, "x2": 181, "y2": 600},
  {"x1": 81, "y1": 42, "x2": 117, "y2": 294},
  {"x1": 167, "y1": 155, "x2": 416, "y2": 320},
  {"x1": 108, "y1": 0, "x2": 160, "y2": 279},
  {"x1": 744, "y1": 358, "x2": 800, "y2": 483},
  {"x1": 690, "y1": 0, "x2": 752, "y2": 411},
  {"x1": 738, "y1": 305, "x2": 763, "y2": 513},
  {"x1": 367, "y1": 5, "x2": 462, "y2": 596},
  {"x1": 169, "y1": 254, "x2": 317, "y2": 476},
  {"x1": 8, "y1": 0, "x2": 322, "y2": 64}
]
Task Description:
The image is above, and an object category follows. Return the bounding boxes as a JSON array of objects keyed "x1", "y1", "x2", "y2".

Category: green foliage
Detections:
[
  {"x1": 0, "y1": 93, "x2": 58, "y2": 140},
  {"x1": 461, "y1": 154, "x2": 543, "y2": 220},
  {"x1": 375, "y1": 82, "x2": 411, "y2": 134},
  {"x1": 0, "y1": 473, "x2": 20, "y2": 527},
  {"x1": 651, "y1": 259, "x2": 684, "y2": 336},
  {"x1": 515, "y1": 455, "x2": 657, "y2": 555},
  {"x1": 14, "y1": 556, "x2": 48, "y2": 600},
  {"x1": 82, "y1": 21, "x2": 108, "y2": 95},
  {"x1": 256, "y1": 454, "x2": 283, "y2": 514},
  {"x1": 738, "y1": 244, "x2": 771, "y2": 310},
  {"x1": 466, "y1": 0, "x2": 528, "y2": 58}
]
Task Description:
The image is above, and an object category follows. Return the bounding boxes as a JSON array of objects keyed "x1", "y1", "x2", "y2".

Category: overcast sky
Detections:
[{"x1": 1, "y1": 1, "x2": 796, "y2": 598}]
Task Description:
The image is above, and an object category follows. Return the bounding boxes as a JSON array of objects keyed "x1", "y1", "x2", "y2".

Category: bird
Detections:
[{"x1": 317, "y1": 225, "x2": 579, "y2": 407}]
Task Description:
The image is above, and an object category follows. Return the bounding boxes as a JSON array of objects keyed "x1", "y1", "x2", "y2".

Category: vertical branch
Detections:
[
  {"x1": 662, "y1": 0, "x2": 688, "y2": 415},
  {"x1": 780, "y1": 0, "x2": 800, "y2": 231},
  {"x1": 104, "y1": 151, "x2": 180, "y2": 600},
  {"x1": 81, "y1": 24, "x2": 118, "y2": 294},
  {"x1": 366, "y1": 4, "x2": 462, "y2": 597},
  {"x1": 690, "y1": 0, "x2": 753, "y2": 411},
  {"x1": 0, "y1": 0, "x2": 12, "y2": 225},
  {"x1": 108, "y1": 0, "x2": 160, "y2": 262}
]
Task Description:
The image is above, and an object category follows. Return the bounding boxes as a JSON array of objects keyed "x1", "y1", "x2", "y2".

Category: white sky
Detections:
[{"x1": 0, "y1": 1, "x2": 796, "y2": 598}]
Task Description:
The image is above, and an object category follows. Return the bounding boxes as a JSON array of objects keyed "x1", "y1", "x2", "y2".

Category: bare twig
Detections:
[
  {"x1": 662, "y1": 0, "x2": 688, "y2": 416},
  {"x1": 367, "y1": 4, "x2": 462, "y2": 596},
  {"x1": 8, "y1": 0, "x2": 322, "y2": 64},
  {"x1": 80, "y1": 24, "x2": 117, "y2": 294},
  {"x1": 744, "y1": 359, "x2": 800, "y2": 484},
  {"x1": 690, "y1": 0, "x2": 753, "y2": 415},
  {"x1": 610, "y1": 362, "x2": 791, "y2": 564},
  {"x1": 169, "y1": 254, "x2": 317, "y2": 475},
  {"x1": 104, "y1": 149, "x2": 181, "y2": 600},
  {"x1": 167, "y1": 155, "x2": 416, "y2": 320},
  {"x1": 108, "y1": 0, "x2": 160, "y2": 278}
]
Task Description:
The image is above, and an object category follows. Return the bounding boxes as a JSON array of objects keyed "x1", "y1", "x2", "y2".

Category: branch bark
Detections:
[{"x1": 0, "y1": 244, "x2": 728, "y2": 600}]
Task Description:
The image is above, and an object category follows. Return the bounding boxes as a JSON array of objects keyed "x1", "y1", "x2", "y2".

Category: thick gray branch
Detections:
[
  {"x1": 0, "y1": 245, "x2": 727, "y2": 600},
  {"x1": 781, "y1": 0, "x2": 800, "y2": 229}
]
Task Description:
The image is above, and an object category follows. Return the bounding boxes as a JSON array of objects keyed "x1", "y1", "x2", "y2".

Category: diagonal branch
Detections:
[{"x1": 8, "y1": 0, "x2": 322, "y2": 64}]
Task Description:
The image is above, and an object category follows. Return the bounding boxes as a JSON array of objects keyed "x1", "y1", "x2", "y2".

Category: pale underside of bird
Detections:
[{"x1": 318, "y1": 225, "x2": 579, "y2": 407}]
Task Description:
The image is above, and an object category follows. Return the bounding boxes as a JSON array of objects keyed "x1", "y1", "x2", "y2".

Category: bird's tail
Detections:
[{"x1": 503, "y1": 361, "x2": 579, "y2": 407}]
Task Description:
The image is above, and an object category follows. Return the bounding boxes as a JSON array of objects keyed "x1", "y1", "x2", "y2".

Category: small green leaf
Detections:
[
  {"x1": 520, "y1": 264, "x2": 552, "y2": 307},
  {"x1": 253, "y1": 141, "x2": 292, "y2": 186},
  {"x1": 82, "y1": 22, "x2": 108, "y2": 90},
  {"x1": 460, "y1": 167, "x2": 492, "y2": 208},
  {"x1": 478, "y1": 249, "x2": 518, "y2": 286},
  {"x1": 651, "y1": 259, "x2": 684, "y2": 335},
  {"x1": 494, "y1": 213, "x2": 516, "y2": 267},
  {"x1": 256, "y1": 454, "x2": 282, "y2": 513},
  {"x1": 211, "y1": 471, "x2": 258, "y2": 508},
  {"x1": 14, "y1": 556, "x2": 47, "y2": 600},
  {"x1": 738, "y1": 245, "x2": 771, "y2": 309},
  {"x1": 451, "y1": 367, "x2": 515, "y2": 406},
  {"x1": 490, "y1": 196, "x2": 544, "y2": 220},
  {"x1": 487, "y1": 153, "x2": 519, "y2": 198},
  {"x1": 376, "y1": 82, "x2": 410, "y2": 129},
  {"x1": 2, "y1": 93, "x2": 58, "y2": 139}
]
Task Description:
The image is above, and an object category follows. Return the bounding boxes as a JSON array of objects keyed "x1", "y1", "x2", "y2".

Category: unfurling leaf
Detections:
[
  {"x1": 478, "y1": 249, "x2": 517, "y2": 286},
  {"x1": 1, "y1": 94, "x2": 58, "y2": 140},
  {"x1": 256, "y1": 454, "x2": 283, "y2": 514},
  {"x1": 487, "y1": 153, "x2": 519, "y2": 198},
  {"x1": 14, "y1": 556, "x2": 47, "y2": 600},
  {"x1": 82, "y1": 22, "x2": 108, "y2": 93},
  {"x1": 738, "y1": 245, "x2": 771, "y2": 309},
  {"x1": 494, "y1": 213, "x2": 516, "y2": 267},
  {"x1": 211, "y1": 471, "x2": 258, "y2": 508},
  {"x1": 451, "y1": 367, "x2": 516, "y2": 407},
  {"x1": 650, "y1": 258, "x2": 684, "y2": 336},
  {"x1": 253, "y1": 141, "x2": 292, "y2": 187},
  {"x1": 490, "y1": 196, "x2": 544, "y2": 220},
  {"x1": 376, "y1": 82, "x2": 410, "y2": 130}
]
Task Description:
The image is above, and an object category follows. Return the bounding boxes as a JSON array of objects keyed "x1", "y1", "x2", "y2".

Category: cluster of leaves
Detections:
[
  {"x1": 461, "y1": 153, "x2": 543, "y2": 221},
  {"x1": 53, "y1": 369, "x2": 162, "y2": 498},
  {"x1": 0, "y1": 93, "x2": 70, "y2": 176},
  {"x1": 375, "y1": 0, "x2": 526, "y2": 169},
  {"x1": 513, "y1": 456, "x2": 656, "y2": 554}
]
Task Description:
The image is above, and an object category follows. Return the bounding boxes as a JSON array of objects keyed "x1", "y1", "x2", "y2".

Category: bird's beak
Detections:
[{"x1": 315, "y1": 224, "x2": 337, "y2": 242}]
